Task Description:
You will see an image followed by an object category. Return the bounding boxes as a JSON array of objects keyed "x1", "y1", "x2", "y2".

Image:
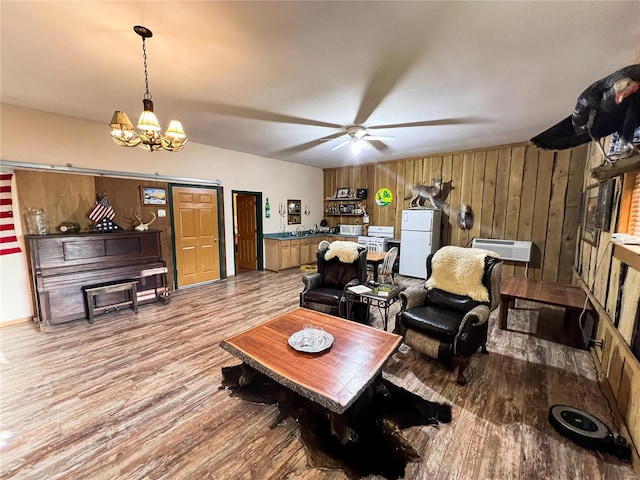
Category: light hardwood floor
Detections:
[{"x1": 0, "y1": 268, "x2": 637, "y2": 480}]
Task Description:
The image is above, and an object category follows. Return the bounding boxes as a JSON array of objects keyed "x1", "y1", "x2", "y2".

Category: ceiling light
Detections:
[
  {"x1": 109, "y1": 26, "x2": 187, "y2": 152},
  {"x1": 351, "y1": 139, "x2": 363, "y2": 155}
]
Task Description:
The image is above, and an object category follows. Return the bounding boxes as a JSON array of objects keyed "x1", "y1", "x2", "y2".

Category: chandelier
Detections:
[{"x1": 109, "y1": 26, "x2": 187, "y2": 152}]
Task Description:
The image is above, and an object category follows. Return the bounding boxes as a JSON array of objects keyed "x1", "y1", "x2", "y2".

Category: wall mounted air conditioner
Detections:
[{"x1": 471, "y1": 238, "x2": 532, "y2": 262}]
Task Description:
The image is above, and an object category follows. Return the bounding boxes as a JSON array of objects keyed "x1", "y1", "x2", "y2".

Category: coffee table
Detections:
[{"x1": 219, "y1": 307, "x2": 402, "y2": 414}]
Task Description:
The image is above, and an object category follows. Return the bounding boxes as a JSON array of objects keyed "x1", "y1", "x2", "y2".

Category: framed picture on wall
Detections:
[
  {"x1": 141, "y1": 186, "x2": 167, "y2": 206},
  {"x1": 581, "y1": 183, "x2": 599, "y2": 246},
  {"x1": 335, "y1": 187, "x2": 349, "y2": 198},
  {"x1": 596, "y1": 179, "x2": 615, "y2": 231}
]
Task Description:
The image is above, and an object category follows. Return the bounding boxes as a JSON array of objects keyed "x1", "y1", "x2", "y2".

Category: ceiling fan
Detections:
[{"x1": 330, "y1": 126, "x2": 396, "y2": 153}]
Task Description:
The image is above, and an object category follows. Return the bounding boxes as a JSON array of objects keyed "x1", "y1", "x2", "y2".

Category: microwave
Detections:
[{"x1": 339, "y1": 224, "x2": 363, "y2": 236}]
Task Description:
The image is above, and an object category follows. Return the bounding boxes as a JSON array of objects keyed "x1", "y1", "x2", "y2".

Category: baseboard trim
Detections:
[{"x1": 0, "y1": 316, "x2": 34, "y2": 328}]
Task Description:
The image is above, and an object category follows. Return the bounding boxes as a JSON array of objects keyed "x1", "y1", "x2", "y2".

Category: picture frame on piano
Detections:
[{"x1": 141, "y1": 187, "x2": 167, "y2": 206}]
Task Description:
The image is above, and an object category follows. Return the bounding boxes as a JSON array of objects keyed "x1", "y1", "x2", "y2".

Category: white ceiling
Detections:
[{"x1": 2, "y1": 1, "x2": 639, "y2": 169}]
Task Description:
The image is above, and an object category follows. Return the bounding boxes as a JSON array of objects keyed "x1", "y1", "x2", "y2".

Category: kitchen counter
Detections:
[{"x1": 263, "y1": 232, "x2": 360, "y2": 240}]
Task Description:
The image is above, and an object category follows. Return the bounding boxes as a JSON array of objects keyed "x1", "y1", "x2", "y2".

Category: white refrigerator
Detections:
[{"x1": 399, "y1": 209, "x2": 441, "y2": 279}]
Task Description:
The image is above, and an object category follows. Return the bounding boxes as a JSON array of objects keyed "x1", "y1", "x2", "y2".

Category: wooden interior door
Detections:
[
  {"x1": 172, "y1": 186, "x2": 220, "y2": 287},
  {"x1": 236, "y1": 193, "x2": 257, "y2": 270}
]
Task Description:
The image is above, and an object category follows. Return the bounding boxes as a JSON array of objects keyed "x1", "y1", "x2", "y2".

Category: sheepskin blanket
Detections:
[
  {"x1": 324, "y1": 241, "x2": 360, "y2": 263},
  {"x1": 425, "y1": 246, "x2": 498, "y2": 302}
]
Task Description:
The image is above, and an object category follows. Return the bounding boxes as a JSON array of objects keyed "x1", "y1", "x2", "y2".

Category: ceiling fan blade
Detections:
[
  {"x1": 277, "y1": 132, "x2": 345, "y2": 155},
  {"x1": 190, "y1": 100, "x2": 343, "y2": 129},
  {"x1": 364, "y1": 135, "x2": 395, "y2": 141},
  {"x1": 353, "y1": 49, "x2": 421, "y2": 126},
  {"x1": 331, "y1": 140, "x2": 352, "y2": 151},
  {"x1": 368, "y1": 139, "x2": 391, "y2": 152},
  {"x1": 370, "y1": 117, "x2": 485, "y2": 130},
  {"x1": 361, "y1": 140, "x2": 373, "y2": 151}
]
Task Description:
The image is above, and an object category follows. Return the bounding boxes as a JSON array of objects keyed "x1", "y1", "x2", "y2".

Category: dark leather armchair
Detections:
[
  {"x1": 300, "y1": 244, "x2": 369, "y2": 322},
  {"x1": 396, "y1": 246, "x2": 502, "y2": 385}
]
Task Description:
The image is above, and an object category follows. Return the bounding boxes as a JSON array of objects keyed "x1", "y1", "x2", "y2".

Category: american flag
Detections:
[
  {"x1": 88, "y1": 195, "x2": 116, "y2": 223},
  {"x1": 0, "y1": 173, "x2": 22, "y2": 256}
]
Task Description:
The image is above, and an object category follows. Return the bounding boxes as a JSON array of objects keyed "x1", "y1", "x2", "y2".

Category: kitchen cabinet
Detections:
[
  {"x1": 264, "y1": 238, "x2": 300, "y2": 271},
  {"x1": 264, "y1": 235, "x2": 358, "y2": 272},
  {"x1": 288, "y1": 240, "x2": 300, "y2": 268},
  {"x1": 264, "y1": 238, "x2": 281, "y2": 272},
  {"x1": 299, "y1": 237, "x2": 318, "y2": 265},
  {"x1": 336, "y1": 236, "x2": 359, "y2": 243}
]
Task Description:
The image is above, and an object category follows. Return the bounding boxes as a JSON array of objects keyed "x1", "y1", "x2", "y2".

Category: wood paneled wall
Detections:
[
  {"x1": 324, "y1": 142, "x2": 588, "y2": 284},
  {"x1": 14, "y1": 170, "x2": 175, "y2": 289},
  {"x1": 576, "y1": 144, "x2": 640, "y2": 464}
]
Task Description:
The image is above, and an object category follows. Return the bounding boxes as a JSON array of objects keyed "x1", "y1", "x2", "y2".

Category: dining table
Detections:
[{"x1": 366, "y1": 250, "x2": 387, "y2": 283}]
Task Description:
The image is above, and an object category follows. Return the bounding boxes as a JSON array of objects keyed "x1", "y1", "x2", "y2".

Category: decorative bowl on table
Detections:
[{"x1": 288, "y1": 326, "x2": 334, "y2": 353}]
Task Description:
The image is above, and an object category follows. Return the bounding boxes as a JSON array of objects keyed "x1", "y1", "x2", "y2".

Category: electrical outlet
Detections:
[{"x1": 157, "y1": 209, "x2": 166, "y2": 218}]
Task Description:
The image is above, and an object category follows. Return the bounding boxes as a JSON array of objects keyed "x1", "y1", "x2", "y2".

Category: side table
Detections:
[
  {"x1": 345, "y1": 284, "x2": 405, "y2": 331},
  {"x1": 499, "y1": 277, "x2": 595, "y2": 349}
]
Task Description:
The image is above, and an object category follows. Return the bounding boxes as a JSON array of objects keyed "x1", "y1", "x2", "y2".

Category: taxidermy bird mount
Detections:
[{"x1": 530, "y1": 64, "x2": 640, "y2": 164}]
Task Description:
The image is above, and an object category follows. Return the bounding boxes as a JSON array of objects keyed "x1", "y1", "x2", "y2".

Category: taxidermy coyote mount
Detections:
[{"x1": 405, "y1": 178, "x2": 445, "y2": 209}]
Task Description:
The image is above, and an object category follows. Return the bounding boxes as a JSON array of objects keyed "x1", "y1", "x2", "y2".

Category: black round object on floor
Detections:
[{"x1": 548, "y1": 405, "x2": 631, "y2": 461}]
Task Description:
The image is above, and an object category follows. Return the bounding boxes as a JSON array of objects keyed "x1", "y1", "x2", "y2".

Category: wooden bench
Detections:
[
  {"x1": 82, "y1": 279, "x2": 138, "y2": 324},
  {"x1": 499, "y1": 277, "x2": 595, "y2": 349}
]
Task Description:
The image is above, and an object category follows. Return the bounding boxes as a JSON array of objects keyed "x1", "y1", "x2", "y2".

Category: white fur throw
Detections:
[
  {"x1": 425, "y1": 246, "x2": 498, "y2": 302},
  {"x1": 324, "y1": 241, "x2": 360, "y2": 263}
]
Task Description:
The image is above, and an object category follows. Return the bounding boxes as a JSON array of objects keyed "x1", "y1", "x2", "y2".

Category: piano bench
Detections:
[{"x1": 82, "y1": 279, "x2": 139, "y2": 324}]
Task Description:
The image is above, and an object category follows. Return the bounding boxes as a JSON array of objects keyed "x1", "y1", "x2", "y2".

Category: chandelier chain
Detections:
[{"x1": 142, "y1": 37, "x2": 152, "y2": 101}]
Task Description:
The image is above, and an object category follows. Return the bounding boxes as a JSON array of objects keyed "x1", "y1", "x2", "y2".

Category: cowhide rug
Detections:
[{"x1": 220, "y1": 364, "x2": 452, "y2": 479}]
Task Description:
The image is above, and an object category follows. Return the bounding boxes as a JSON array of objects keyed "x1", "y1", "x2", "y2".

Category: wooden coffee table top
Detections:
[{"x1": 219, "y1": 307, "x2": 402, "y2": 413}]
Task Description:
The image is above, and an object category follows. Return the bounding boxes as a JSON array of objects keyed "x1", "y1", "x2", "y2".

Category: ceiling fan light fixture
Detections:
[
  {"x1": 109, "y1": 25, "x2": 187, "y2": 152},
  {"x1": 351, "y1": 138, "x2": 372, "y2": 155}
]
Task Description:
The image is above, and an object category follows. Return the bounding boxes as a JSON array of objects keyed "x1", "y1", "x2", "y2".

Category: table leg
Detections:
[
  {"x1": 382, "y1": 304, "x2": 389, "y2": 331},
  {"x1": 346, "y1": 296, "x2": 354, "y2": 321},
  {"x1": 373, "y1": 265, "x2": 379, "y2": 283},
  {"x1": 499, "y1": 295, "x2": 513, "y2": 329}
]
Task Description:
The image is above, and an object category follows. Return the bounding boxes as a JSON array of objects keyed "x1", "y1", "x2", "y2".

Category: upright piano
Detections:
[{"x1": 26, "y1": 231, "x2": 168, "y2": 329}]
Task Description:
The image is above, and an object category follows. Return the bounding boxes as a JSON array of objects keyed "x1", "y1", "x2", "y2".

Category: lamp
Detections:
[{"x1": 109, "y1": 26, "x2": 188, "y2": 152}]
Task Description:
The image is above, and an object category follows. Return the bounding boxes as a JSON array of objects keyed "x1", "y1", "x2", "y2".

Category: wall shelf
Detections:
[
  {"x1": 591, "y1": 153, "x2": 640, "y2": 181},
  {"x1": 324, "y1": 197, "x2": 364, "y2": 216}
]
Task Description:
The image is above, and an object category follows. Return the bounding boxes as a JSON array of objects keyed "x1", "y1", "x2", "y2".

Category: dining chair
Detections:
[
  {"x1": 377, "y1": 247, "x2": 398, "y2": 285},
  {"x1": 360, "y1": 243, "x2": 381, "y2": 280},
  {"x1": 318, "y1": 240, "x2": 330, "y2": 250}
]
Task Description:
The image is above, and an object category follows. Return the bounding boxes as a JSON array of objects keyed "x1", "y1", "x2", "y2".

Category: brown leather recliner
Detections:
[
  {"x1": 396, "y1": 246, "x2": 502, "y2": 385},
  {"x1": 300, "y1": 245, "x2": 369, "y2": 322}
]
